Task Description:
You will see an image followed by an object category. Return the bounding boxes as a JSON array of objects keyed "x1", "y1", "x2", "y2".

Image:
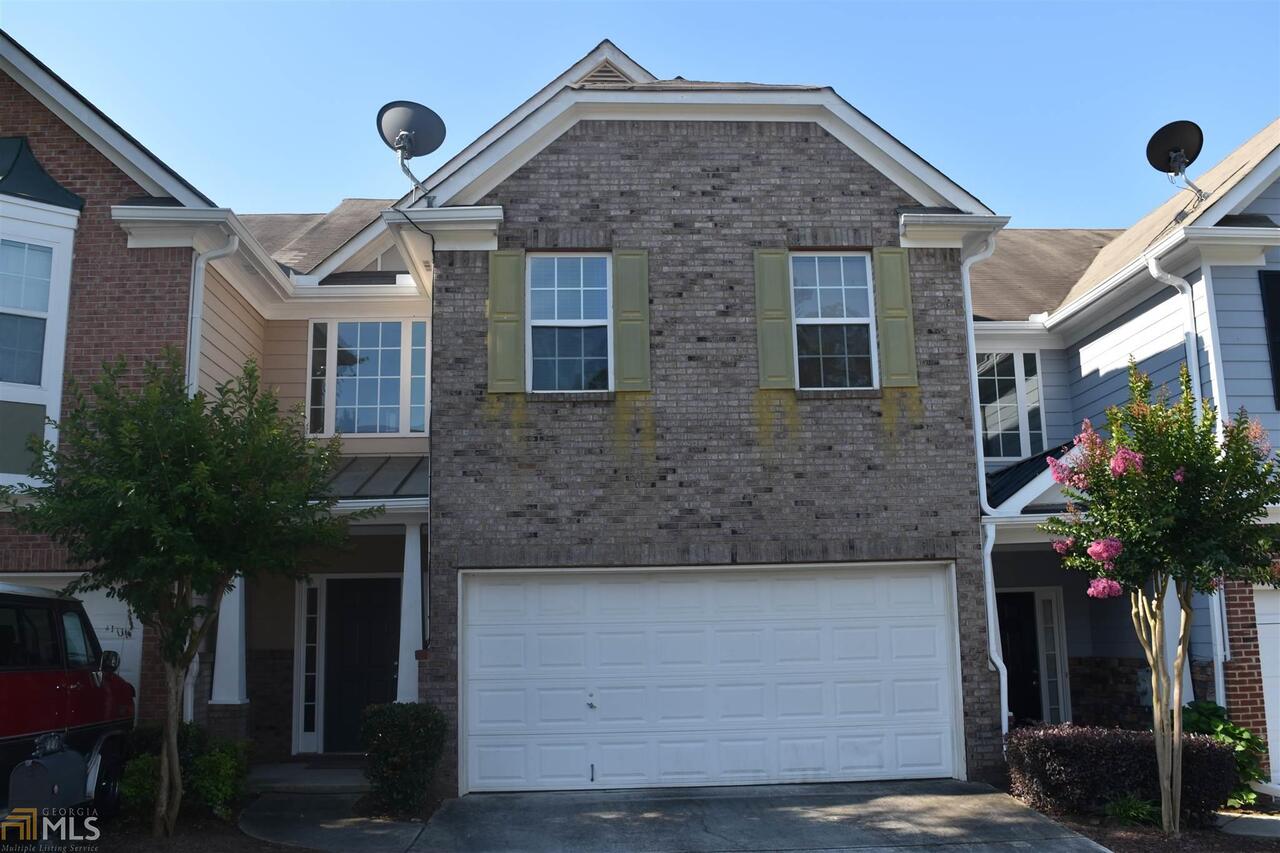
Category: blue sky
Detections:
[{"x1": 5, "y1": 1, "x2": 1278, "y2": 226}]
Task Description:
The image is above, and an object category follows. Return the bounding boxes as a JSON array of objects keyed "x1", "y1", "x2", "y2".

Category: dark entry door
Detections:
[
  {"x1": 996, "y1": 591, "x2": 1043, "y2": 724},
  {"x1": 324, "y1": 578, "x2": 401, "y2": 752}
]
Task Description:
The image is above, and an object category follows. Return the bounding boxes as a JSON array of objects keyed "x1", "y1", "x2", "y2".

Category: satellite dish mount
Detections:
[
  {"x1": 1145, "y1": 120, "x2": 1209, "y2": 202},
  {"x1": 377, "y1": 101, "x2": 447, "y2": 207}
]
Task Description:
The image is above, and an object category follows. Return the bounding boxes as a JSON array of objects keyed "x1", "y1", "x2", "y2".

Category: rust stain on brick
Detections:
[
  {"x1": 613, "y1": 391, "x2": 656, "y2": 455},
  {"x1": 880, "y1": 386, "x2": 924, "y2": 444},
  {"x1": 752, "y1": 389, "x2": 799, "y2": 448}
]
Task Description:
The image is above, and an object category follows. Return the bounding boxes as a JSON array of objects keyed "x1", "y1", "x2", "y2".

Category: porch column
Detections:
[
  {"x1": 210, "y1": 577, "x2": 248, "y2": 705},
  {"x1": 397, "y1": 523, "x2": 424, "y2": 702}
]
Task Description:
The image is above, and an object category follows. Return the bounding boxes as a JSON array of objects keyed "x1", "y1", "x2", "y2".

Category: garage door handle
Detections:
[{"x1": 586, "y1": 701, "x2": 597, "y2": 709}]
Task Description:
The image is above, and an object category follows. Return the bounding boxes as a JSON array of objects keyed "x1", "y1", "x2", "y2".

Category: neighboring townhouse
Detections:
[{"x1": 971, "y1": 118, "x2": 1280, "y2": 793}]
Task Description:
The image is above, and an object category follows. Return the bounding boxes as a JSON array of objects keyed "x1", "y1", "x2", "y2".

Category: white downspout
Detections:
[
  {"x1": 181, "y1": 232, "x2": 239, "y2": 722},
  {"x1": 982, "y1": 522, "x2": 1010, "y2": 742},
  {"x1": 185, "y1": 233, "x2": 240, "y2": 394},
  {"x1": 1145, "y1": 253, "x2": 1203, "y2": 703},
  {"x1": 960, "y1": 230, "x2": 1011, "y2": 742}
]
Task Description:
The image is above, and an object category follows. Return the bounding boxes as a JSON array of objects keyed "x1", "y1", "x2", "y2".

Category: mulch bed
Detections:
[{"x1": 1060, "y1": 816, "x2": 1280, "y2": 852}]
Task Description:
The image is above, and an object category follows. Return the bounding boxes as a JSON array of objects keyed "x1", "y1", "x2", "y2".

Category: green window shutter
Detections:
[
  {"x1": 0, "y1": 401, "x2": 45, "y2": 475},
  {"x1": 873, "y1": 247, "x2": 918, "y2": 388},
  {"x1": 487, "y1": 249, "x2": 526, "y2": 393},
  {"x1": 612, "y1": 250, "x2": 650, "y2": 391},
  {"x1": 755, "y1": 249, "x2": 795, "y2": 388}
]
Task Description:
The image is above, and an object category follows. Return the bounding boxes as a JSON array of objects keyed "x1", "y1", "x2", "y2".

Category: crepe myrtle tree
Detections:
[
  {"x1": 1040, "y1": 361, "x2": 1280, "y2": 835},
  {"x1": 1, "y1": 352, "x2": 370, "y2": 837}
]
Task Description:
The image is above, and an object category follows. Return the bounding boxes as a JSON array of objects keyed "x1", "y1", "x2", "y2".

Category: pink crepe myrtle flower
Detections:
[
  {"x1": 1074, "y1": 419, "x2": 1106, "y2": 456},
  {"x1": 1247, "y1": 419, "x2": 1272, "y2": 458},
  {"x1": 1109, "y1": 447, "x2": 1144, "y2": 477},
  {"x1": 1087, "y1": 578, "x2": 1124, "y2": 599},
  {"x1": 1086, "y1": 537, "x2": 1123, "y2": 563},
  {"x1": 1210, "y1": 577, "x2": 1223, "y2": 591},
  {"x1": 1052, "y1": 537, "x2": 1075, "y2": 555},
  {"x1": 1173, "y1": 467, "x2": 1186, "y2": 483}
]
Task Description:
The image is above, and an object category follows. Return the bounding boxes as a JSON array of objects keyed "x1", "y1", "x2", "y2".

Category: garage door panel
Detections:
[{"x1": 463, "y1": 566, "x2": 959, "y2": 791}]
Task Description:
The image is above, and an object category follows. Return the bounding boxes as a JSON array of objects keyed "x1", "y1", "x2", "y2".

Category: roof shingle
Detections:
[{"x1": 971, "y1": 229, "x2": 1121, "y2": 320}]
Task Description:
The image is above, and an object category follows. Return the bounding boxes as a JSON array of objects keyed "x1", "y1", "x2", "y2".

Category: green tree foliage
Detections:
[
  {"x1": 1041, "y1": 361, "x2": 1280, "y2": 834},
  {"x1": 3, "y1": 351, "x2": 365, "y2": 836}
]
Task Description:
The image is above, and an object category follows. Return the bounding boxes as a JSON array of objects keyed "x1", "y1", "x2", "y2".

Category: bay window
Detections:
[{"x1": 306, "y1": 319, "x2": 428, "y2": 436}]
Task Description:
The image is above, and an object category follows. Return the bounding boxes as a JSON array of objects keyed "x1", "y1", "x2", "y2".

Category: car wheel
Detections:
[{"x1": 93, "y1": 753, "x2": 123, "y2": 818}]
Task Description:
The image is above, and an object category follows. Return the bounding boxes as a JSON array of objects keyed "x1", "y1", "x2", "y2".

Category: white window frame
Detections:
[
  {"x1": 787, "y1": 251, "x2": 880, "y2": 391},
  {"x1": 977, "y1": 350, "x2": 1044, "y2": 462},
  {"x1": 524, "y1": 252, "x2": 614, "y2": 394},
  {"x1": 0, "y1": 196, "x2": 78, "y2": 489},
  {"x1": 304, "y1": 318, "x2": 430, "y2": 438}
]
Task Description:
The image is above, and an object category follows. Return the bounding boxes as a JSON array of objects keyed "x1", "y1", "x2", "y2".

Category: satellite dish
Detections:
[
  {"x1": 1146, "y1": 120, "x2": 1203, "y2": 175},
  {"x1": 377, "y1": 101, "x2": 446, "y2": 205},
  {"x1": 1145, "y1": 120, "x2": 1208, "y2": 201}
]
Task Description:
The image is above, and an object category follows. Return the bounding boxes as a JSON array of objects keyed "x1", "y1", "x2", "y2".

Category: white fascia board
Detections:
[
  {"x1": 0, "y1": 194, "x2": 81, "y2": 229},
  {"x1": 1186, "y1": 225, "x2": 1280, "y2": 267},
  {"x1": 973, "y1": 320, "x2": 1063, "y2": 351},
  {"x1": 334, "y1": 497, "x2": 429, "y2": 516},
  {"x1": 1, "y1": 38, "x2": 210, "y2": 208},
  {"x1": 381, "y1": 206, "x2": 504, "y2": 296},
  {"x1": 1193, "y1": 146, "x2": 1280, "y2": 227},
  {"x1": 898, "y1": 213, "x2": 1010, "y2": 248}
]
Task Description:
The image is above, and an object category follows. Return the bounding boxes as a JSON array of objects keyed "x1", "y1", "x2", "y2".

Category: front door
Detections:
[
  {"x1": 323, "y1": 578, "x2": 401, "y2": 752},
  {"x1": 997, "y1": 591, "x2": 1043, "y2": 724}
]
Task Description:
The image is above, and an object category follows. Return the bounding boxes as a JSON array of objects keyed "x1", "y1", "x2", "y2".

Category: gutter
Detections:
[
  {"x1": 982, "y1": 523, "x2": 1010, "y2": 742},
  {"x1": 186, "y1": 233, "x2": 239, "y2": 394}
]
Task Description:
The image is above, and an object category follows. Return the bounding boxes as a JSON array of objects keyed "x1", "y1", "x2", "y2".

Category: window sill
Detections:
[
  {"x1": 794, "y1": 388, "x2": 882, "y2": 400},
  {"x1": 525, "y1": 392, "x2": 616, "y2": 403}
]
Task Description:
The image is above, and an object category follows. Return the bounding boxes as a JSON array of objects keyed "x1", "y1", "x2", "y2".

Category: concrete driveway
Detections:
[{"x1": 412, "y1": 780, "x2": 1106, "y2": 853}]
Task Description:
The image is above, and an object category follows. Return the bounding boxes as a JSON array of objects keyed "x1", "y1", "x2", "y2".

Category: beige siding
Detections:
[
  {"x1": 263, "y1": 319, "x2": 308, "y2": 415},
  {"x1": 199, "y1": 267, "x2": 265, "y2": 395}
]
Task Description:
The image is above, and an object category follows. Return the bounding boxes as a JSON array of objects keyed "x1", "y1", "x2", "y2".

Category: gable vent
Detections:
[{"x1": 577, "y1": 60, "x2": 633, "y2": 86}]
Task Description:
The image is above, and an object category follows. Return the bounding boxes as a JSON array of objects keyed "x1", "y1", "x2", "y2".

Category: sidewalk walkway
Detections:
[{"x1": 240, "y1": 792, "x2": 424, "y2": 853}]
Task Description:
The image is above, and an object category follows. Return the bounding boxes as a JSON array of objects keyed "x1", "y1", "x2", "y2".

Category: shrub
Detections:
[
  {"x1": 361, "y1": 702, "x2": 449, "y2": 816},
  {"x1": 1183, "y1": 700, "x2": 1267, "y2": 808},
  {"x1": 1103, "y1": 793, "x2": 1158, "y2": 825},
  {"x1": 188, "y1": 740, "x2": 248, "y2": 820},
  {"x1": 119, "y1": 723, "x2": 248, "y2": 821},
  {"x1": 1007, "y1": 724, "x2": 1235, "y2": 823},
  {"x1": 120, "y1": 753, "x2": 160, "y2": 816}
]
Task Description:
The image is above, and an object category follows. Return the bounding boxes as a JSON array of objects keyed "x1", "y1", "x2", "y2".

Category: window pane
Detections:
[
  {"x1": 531, "y1": 325, "x2": 608, "y2": 391},
  {"x1": 819, "y1": 325, "x2": 847, "y2": 356},
  {"x1": 531, "y1": 358, "x2": 556, "y2": 391},
  {"x1": 312, "y1": 323, "x2": 327, "y2": 348},
  {"x1": 358, "y1": 322, "x2": 381, "y2": 347},
  {"x1": 557, "y1": 327, "x2": 583, "y2": 358},
  {"x1": 530, "y1": 257, "x2": 555, "y2": 289},
  {"x1": 582, "y1": 288, "x2": 608, "y2": 321},
  {"x1": 795, "y1": 322, "x2": 871, "y2": 389},
  {"x1": 819, "y1": 288, "x2": 844, "y2": 319},
  {"x1": 335, "y1": 407, "x2": 356, "y2": 433},
  {"x1": 532, "y1": 327, "x2": 556, "y2": 358},
  {"x1": 381, "y1": 322, "x2": 401, "y2": 347},
  {"x1": 336, "y1": 378, "x2": 356, "y2": 406},
  {"x1": 821, "y1": 356, "x2": 848, "y2": 388},
  {"x1": 793, "y1": 287, "x2": 819, "y2": 319},
  {"x1": 847, "y1": 324, "x2": 871, "y2": 357},
  {"x1": 61, "y1": 611, "x2": 95, "y2": 668},
  {"x1": 584, "y1": 359, "x2": 608, "y2": 390},
  {"x1": 530, "y1": 290, "x2": 556, "y2": 320},
  {"x1": 410, "y1": 405, "x2": 426, "y2": 433},
  {"x1": 379, "y1": 378, "x2": 400, "y2": 406},
  {"x1": 556, "y1": 289, "x2": 581, "y2": 320},
  {"x1": 411, "y1": 321, "x2": 426, "y2": 348},
  {"x1": 556, "y1": 257, "x2": 581, "y2": 288},
  {"x1": 336, "y1": 322, "x2": 358, "y2": 349},
  {"x1": 556, "y1": 358, "x2": 582, "y2": 391},
  {"x1": 582, "y1": 257, "x2": 607, "y2": 288},
  {"x1": 0, "y1": 313, "x2": 45, "y2": 385},
  {"x1": 816, "y1": 256, "x2": 842, "y2": 287},
  {"x1": 0, "y1": 240, "x2": 52, "y2": 313},
  {"x1": 844, "y1": 288, "x2": 869, "y2": 318},
  {"x1": 841, "y1": 256, "x2": 869, "y2": 288},
  {"x1": 791, "y1": 256, "x2": 816, "y2": 288},
  {"x1": 976, "y1": 351, "x2": 1025, "y2": 457},
  {"x1": 583, "y1": 327, "x2": 607, "y2": 358}
]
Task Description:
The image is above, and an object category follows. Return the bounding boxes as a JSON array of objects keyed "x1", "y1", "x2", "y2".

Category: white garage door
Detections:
[
  {"x1": 461, "y1": 564, "x2": 961, "y2": 792},
  {"x1": 1255, "y1": 587, "x2": 1280, "y2": 785},
  {"x1": 7, "y1": 574, "x2": 144, "y2": 697}
]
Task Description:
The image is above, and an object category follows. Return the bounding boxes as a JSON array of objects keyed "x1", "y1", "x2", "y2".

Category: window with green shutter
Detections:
[{"x1": 487, "y1": 249, "x2": 526, "y2": 393}]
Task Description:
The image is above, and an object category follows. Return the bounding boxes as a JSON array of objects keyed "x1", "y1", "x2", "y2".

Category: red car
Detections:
[{"x1": 0, "y1": 582, "x2": 135, "y2": 814}]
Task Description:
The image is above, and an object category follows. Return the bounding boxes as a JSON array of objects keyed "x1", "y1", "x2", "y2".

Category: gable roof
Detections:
[
  {"x1": 0, "y1": 135, "x2": 83, "y2": 210},
  {"x1": 302, "y1": 39, "x2": 995, "y2": 281},
  {"x1": 986, "y1": 442, "x2": 1071, "y2": 510},
  {"x1": 240, "y1": 198, "x2": 392, "y2": 273},
  {"x1": 1055, "y1": 117, "x2": 1280, "y2": 313},
  {"x1": 971, "y1": 228, "x2": 1121, "y2": 320},
  {"x1": 0, "y1": 29, "x2": 213, "y2": 207}
]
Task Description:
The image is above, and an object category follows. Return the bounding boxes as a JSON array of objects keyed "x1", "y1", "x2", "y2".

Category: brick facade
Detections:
[
  {"x1": 0, "y1": 69, "x2": 195, "y2": 724},
  {"x1": 427, "y1": 120, "x2": 1001, "y2": 785},
  {"x1": 1224, "y1": 579, "x2": 1270, "y2": 777}
]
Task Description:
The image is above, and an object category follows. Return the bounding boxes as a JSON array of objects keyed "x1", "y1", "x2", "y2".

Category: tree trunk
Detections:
[
  {"x1": 1132, "y1": 578, "x2": 1178, "y2": 835},
  {"x1": 154, "y1": 662, "x2": 187, "y2": 837},
  {"x1": 1169, "y1": 581, "x2": 1195, "y2": 833}
]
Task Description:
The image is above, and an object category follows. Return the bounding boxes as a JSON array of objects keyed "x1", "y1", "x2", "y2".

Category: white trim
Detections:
[
  {"x1": 1193, "y1": 147, "x2": 1280, "y2": 228},
  {"x1": 973, "y1": 321, "x2": 1063, "y2": 352},
  {"x1": 899, "y1": 213, "x2": 1011, "y2": 249},
  {"x1": 976, "y1": 350, "x2": 1045, "y2": 463},
  {"x1": 335, "y1": 497, "x2": 429, "y2": 515},
  {"x1": 0, "y1": 198, "x2": 77, "y2": 489},
  {"x1": 291, "y1": 572, "x2": 402, "y2": 755},
  {"x1": 524, "y1": 252, "x2": 614, "y2": 394},
  {"x1": 305, "y1": 318, "x2": 431, "y2": 438},
  {"x1": 996, "y1": 586, "x2": 1072, "y2": 724},
  {"x1": 455, "y1": 559, "x2": 965, "y2": 795},
  {"x1": 0, "y1": 34, "x2": 210, "y2": 208},
  {"x1": 787, "y1": 251, "x2": 879, "y2": 390}
]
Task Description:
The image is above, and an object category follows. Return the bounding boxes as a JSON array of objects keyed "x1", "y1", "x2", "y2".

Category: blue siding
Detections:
[
  {"x1": 1068, "y1": 287, "x2": 1188, "y2": 429},
  {"x1": 1040, "y1": 348, "x2": 1075, "y2": 445},
  {"x1": 1243, "y1": 176, "x2": 1280, "y2": 217},
  {"x1": 1212, "y1": 246, "x2": 1280, "y2": 448}
]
